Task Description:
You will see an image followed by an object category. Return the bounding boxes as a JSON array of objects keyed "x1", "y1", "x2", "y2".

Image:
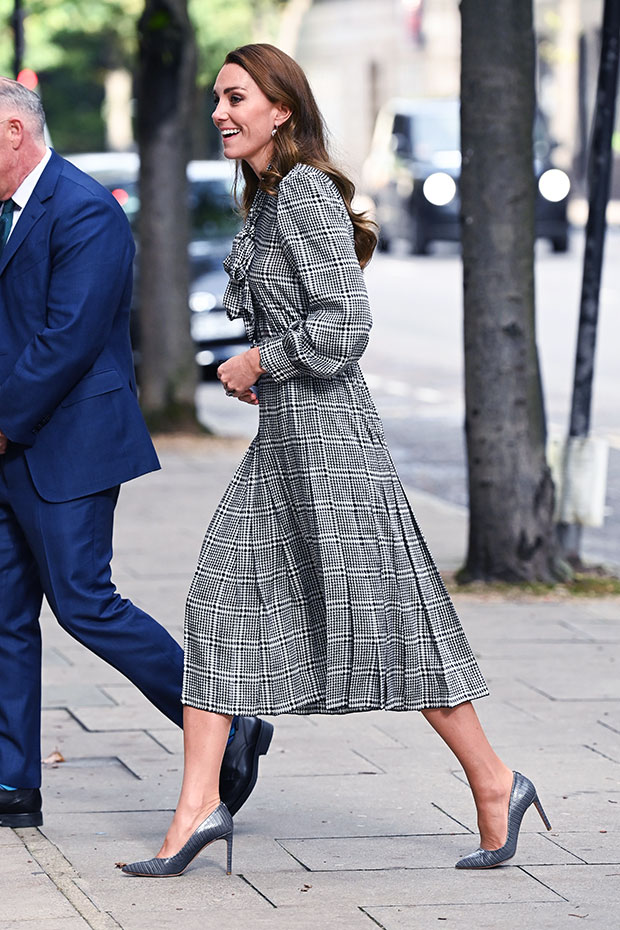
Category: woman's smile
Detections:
[{"x1": 212, "y1": 62, "x2": 290, "y2": 176}]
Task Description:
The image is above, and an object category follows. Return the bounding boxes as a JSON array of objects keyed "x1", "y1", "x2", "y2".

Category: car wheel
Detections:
[{"x1": 551, "y1": 234, "x2": 569, "y2": 253}]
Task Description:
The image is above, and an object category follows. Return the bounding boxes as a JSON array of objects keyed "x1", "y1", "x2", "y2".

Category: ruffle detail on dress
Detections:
[{"x1": 223, "y1": 189, "x2": 266, "y2": 342}]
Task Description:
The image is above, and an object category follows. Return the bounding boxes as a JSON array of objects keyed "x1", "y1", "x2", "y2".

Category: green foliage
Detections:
[
  {"x1": 0, "y1": 0, "x2": 286, "y2": 151},
  {"x1": 0, "y1": 0, "x2": 142, "y2": 151},
  {"x1": 0, "y1": 0, "x2": 143, "y2": 73},
  {"x1": 189, "y1": 0, "x2": 254, "y2": 85}
]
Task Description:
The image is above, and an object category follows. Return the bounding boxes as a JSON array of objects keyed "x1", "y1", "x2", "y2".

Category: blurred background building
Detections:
[
  {"x1": 0, "y1": 0, "x2": 617, "y2": 193},
  {"x1": 283, "y1": 0, "x2": 616, "y2": 194}
]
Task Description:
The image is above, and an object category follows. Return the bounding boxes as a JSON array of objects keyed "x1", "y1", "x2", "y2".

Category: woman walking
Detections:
[{"x1": 122, "y1": 43, "x2": 550, "y2": 878}]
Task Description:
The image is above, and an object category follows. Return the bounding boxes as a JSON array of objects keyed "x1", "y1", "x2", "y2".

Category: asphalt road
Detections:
[{"x1": 197, "y1": 228, "x2": 620, "y2": 570}]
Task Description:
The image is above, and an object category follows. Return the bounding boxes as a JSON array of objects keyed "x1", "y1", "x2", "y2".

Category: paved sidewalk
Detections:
[{"x1": 2, "y1": 436, "x2": 619, "y2": 930}]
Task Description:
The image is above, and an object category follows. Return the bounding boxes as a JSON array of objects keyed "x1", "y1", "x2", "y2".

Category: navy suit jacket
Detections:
[{"x1": 0, "y1": 149, "x2": 159, "y2": 502}]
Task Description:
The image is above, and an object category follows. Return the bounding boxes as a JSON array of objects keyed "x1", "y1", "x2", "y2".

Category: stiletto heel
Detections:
[
  {"x1": 225, "y1": 831, "x2": 233, "y2": 875},
  {"x1": 122, "y1": 802, "x2": 233, "y2": 877},
  {"x1": 533, "y1": 795, "x2": 552, "y2": 831},
  {"x1": 455, "y1": 771, "x2": 551, "y2": 869}
]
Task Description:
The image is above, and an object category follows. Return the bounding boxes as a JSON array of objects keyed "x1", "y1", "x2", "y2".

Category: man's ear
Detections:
[{"x1": 7, "y1": 117, "x2": 25, "y2": 149}]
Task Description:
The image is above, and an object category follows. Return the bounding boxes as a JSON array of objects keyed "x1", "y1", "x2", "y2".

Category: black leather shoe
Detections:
[
  {"x1": 219, "y1": 716, "x2": 273, "y2": 817},
  {"x1": 0, "y1": 787, "x2": 43, "y2": 827}
]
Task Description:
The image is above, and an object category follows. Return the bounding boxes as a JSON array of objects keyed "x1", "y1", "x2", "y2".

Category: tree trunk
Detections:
[
  {"x1": 136, "y1": 0, "x2": 198, "y2": 429},
  {"x1": 460, "y1": 0, "x2": 559, "y2": 581}
]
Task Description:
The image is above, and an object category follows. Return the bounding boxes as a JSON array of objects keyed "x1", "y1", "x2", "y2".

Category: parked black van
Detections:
[{"x1": 362, "y1": 98, "x2": 570, "y2": 255}]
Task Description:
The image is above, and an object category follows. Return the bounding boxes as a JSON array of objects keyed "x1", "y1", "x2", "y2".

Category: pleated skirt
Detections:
[{"x1": 182, "y1": 365, "x2": 489, "y2": 715}]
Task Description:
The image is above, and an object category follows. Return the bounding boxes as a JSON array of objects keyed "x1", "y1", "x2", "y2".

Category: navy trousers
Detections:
[{"x1": 0, "y1": 447, "x2": 184, "y2": 787}]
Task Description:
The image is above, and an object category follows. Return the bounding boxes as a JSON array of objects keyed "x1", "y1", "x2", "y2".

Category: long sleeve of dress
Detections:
[{"x1": 258, "y1": 166, "x2": 372, "y2": 382}]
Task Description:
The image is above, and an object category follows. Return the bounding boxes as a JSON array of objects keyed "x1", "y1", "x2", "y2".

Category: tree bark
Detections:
[
  {"x1": 460, "y1": 0, "x2": 559, "y2": 581},
  {"x1": 136, "y1": 0, "x2": 198, "y2": 428}
]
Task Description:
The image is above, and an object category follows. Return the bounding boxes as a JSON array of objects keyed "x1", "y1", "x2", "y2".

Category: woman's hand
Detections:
[
  {"x1": 217, "y1": 347, "x2": 265, "y2": 401},
  {"x1": 237, "y1": 387, "x2": 259, "y2": 406}
]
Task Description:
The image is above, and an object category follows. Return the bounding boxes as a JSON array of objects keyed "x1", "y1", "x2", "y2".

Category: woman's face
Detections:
[{"x1": 212, "y1": 63, "x2": 290, "y2": 176}]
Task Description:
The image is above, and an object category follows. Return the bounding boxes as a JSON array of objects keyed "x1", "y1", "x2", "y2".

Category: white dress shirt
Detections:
[{"x1": 3, "y1": 146, "x2": 52, "y2": 240}]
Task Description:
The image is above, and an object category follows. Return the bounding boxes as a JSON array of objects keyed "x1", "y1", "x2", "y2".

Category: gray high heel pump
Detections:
[
  {"x1": 455, "y1": 771, "x2": 551, "y2": 869},
  {"x1": 122, "y1": 802, "x2": 233, "y2": 877}
]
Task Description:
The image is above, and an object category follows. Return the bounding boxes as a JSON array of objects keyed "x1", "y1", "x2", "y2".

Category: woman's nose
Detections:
[{"x1": 213, "y1": 100, "x2": 227, "y2": 123}]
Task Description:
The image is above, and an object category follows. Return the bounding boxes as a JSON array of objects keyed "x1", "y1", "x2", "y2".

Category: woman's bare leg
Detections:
[
  {"x1": 422, "y1": 702, "x2": 514, "y2": 850},
  {"x1": 157, "y1": 706, "x2": 232, "y2": 858}
]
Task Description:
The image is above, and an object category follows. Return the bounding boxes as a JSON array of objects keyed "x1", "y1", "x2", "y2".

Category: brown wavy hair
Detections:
[{"x1": 222, "y1": 43, "x2": 377, "y2": 269}]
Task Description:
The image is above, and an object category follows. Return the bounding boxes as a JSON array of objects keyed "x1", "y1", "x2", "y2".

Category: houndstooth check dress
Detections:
[{"x1": 182, "y1": 163, "x2": 489, "y2": 715}]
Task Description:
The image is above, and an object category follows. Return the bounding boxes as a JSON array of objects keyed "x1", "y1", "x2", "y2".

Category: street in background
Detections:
[
  {"x1": 363, "y1": 98, "x2": 571, "y2": 255},
  {"x1": 197, "y1": 231, "x2": 620, "y2": 571}
]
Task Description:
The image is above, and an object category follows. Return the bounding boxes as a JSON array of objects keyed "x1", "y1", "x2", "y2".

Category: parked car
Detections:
[
  {"x1": 362, "y1": 98, "x2": 571, "y2": 255},
  {"x1": 64, "y1": 152, "x2": 247, "y2": 373}
]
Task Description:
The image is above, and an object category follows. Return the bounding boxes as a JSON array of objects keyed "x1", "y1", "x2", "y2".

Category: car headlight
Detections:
[
  {"x1": 190, "y1": 311, "x2": 245, "y2": 341},
  {"x1": 189, "y1": 290, "x2": 217, "y2": 313},
  {"x1": 538, "y1": 168, "x2": 570, "y2": 202},
  {"x1": 422, "y1": 172, "x2": 457, "y2": 206}
]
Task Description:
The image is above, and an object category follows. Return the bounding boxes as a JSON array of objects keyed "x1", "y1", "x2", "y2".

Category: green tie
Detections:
[{"x1": 0, "y1": 199, "x2": 16, "y2": 254}]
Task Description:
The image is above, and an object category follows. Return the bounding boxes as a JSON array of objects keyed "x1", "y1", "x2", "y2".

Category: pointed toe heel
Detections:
[
  {"x1": 455, "y1": 771, "x2": 551, "y2": 870},
  {"x1": 122, "y1": 802, "x2": 233, "y2": 878}
]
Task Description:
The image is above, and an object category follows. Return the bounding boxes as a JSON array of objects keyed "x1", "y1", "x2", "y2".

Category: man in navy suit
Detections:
[{"x1": 0, "y1": 78, "x2": 272, "y2": 827}]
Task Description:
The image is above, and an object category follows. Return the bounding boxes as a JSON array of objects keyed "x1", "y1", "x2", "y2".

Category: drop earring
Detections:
[{"x1": 271, "y1": 125, "x2": 278, "y2": 137}]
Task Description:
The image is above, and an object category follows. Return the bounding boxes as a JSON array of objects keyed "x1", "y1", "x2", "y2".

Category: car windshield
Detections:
[
  {"x1": 410, "y1": 113, "x2": 460, "y2": 161},
  {"x1": 69, "y1": 164, "x2": 239, "y2": 242},
  {"x1": 396, "y1": 106, "x2": 553, "y2": 164}
]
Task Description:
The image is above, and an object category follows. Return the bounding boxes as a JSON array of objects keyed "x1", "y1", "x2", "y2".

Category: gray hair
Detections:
[{"x1": 0, "y1": 77, "x2": 46, "y2": 138}]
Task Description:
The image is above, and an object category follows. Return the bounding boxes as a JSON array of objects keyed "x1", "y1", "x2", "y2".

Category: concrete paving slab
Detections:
[
  {"x1": 39, "y1": 760, "x2": 161, "y2": 817},
  {"x1": 277, "y1": 831, "x2": 581, "y2": 871},
  {"x1": 580, "y1": 598, "x2": 620, "y2": 626},
  {"x1": 470, "y1": 673, "x2": 550, "y2": 705},
  {"x1": 0, "y1": 846, "x2": 79, "y2": 922},
  {"x1": 240, "y1": 865, "x2": 563, "y2": 907},
  {"x1": 0, "y1": 921, "x2": 91, "y2": 930},
  {"x1": 40, "y1": 642, "x2": 130, "y2": 684},
  {"x1": 295, "y1": 711, "x2": 414, "y2": 749},
  {"x1": 146, "y1": 728, "x2": 184, "y2": 754},
  {"x1": 42, "y1": 707, "x2": 98, "y2": 737},
  {"x1": 232, "y1": 772, "x2": 477, "y2": 838},
  {"x1": 503, "y1": 697, "x2": 620, "y2": 736},
  {"x1": 40, "y1": 731, "x2": 175, "y2": 774},
  {"x1": 547, "y1": 831, "x2": 620, "y2": 865},
  {"x1": 84, "y1": 871, "x2": 274, "y2": 913},
  {"x1": 258, "y1": 741, "x2": 383, "y2": 778},
  {"x1": 363, "y1": 900, "x2": 607, "y2": 930},
  {"x1": 42, "y1": 646, "x2": 74, "y2": 668},
  {"x1": 42, "y1": 684, "x2": 117, "y2": 709},
  {"x1": 599, "y1": 707, "x2": 620, "y2": 730},
  {"x1": 523, "y1": 863, "x2": 620, "y2": 905},
  {"x1": 583, "y1": 730, "x2": 620, "y2": 765},
  {"x1": 41, "y1": 812, "x2": 305, "y2": 874},
  {"x1": 67, "y1": 704, "x2": 177, "y2": 733},
  {"x1": 481, "y1": 650, "x2": 620, "y2": 702},
  {"x1": 471, "y1": 746, "x2": 620, "y2": 795},
  {"x1": 454, "y1": 605, "x2": 599, "y2": 643},
  {"x1": 471, "y1": 704, "x2": 586, "y2": 750},
  {"x1": 354, "y1": 743, "x2": 491, "y2": 776},
  {"x1": 108, "y1": 908, "x2": 374, "y2": 930}
]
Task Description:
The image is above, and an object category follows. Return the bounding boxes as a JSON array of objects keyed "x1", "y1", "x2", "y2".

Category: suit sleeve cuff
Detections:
[{"x1": 0, "y1": 422, "x2": 36, "y2": 447}]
